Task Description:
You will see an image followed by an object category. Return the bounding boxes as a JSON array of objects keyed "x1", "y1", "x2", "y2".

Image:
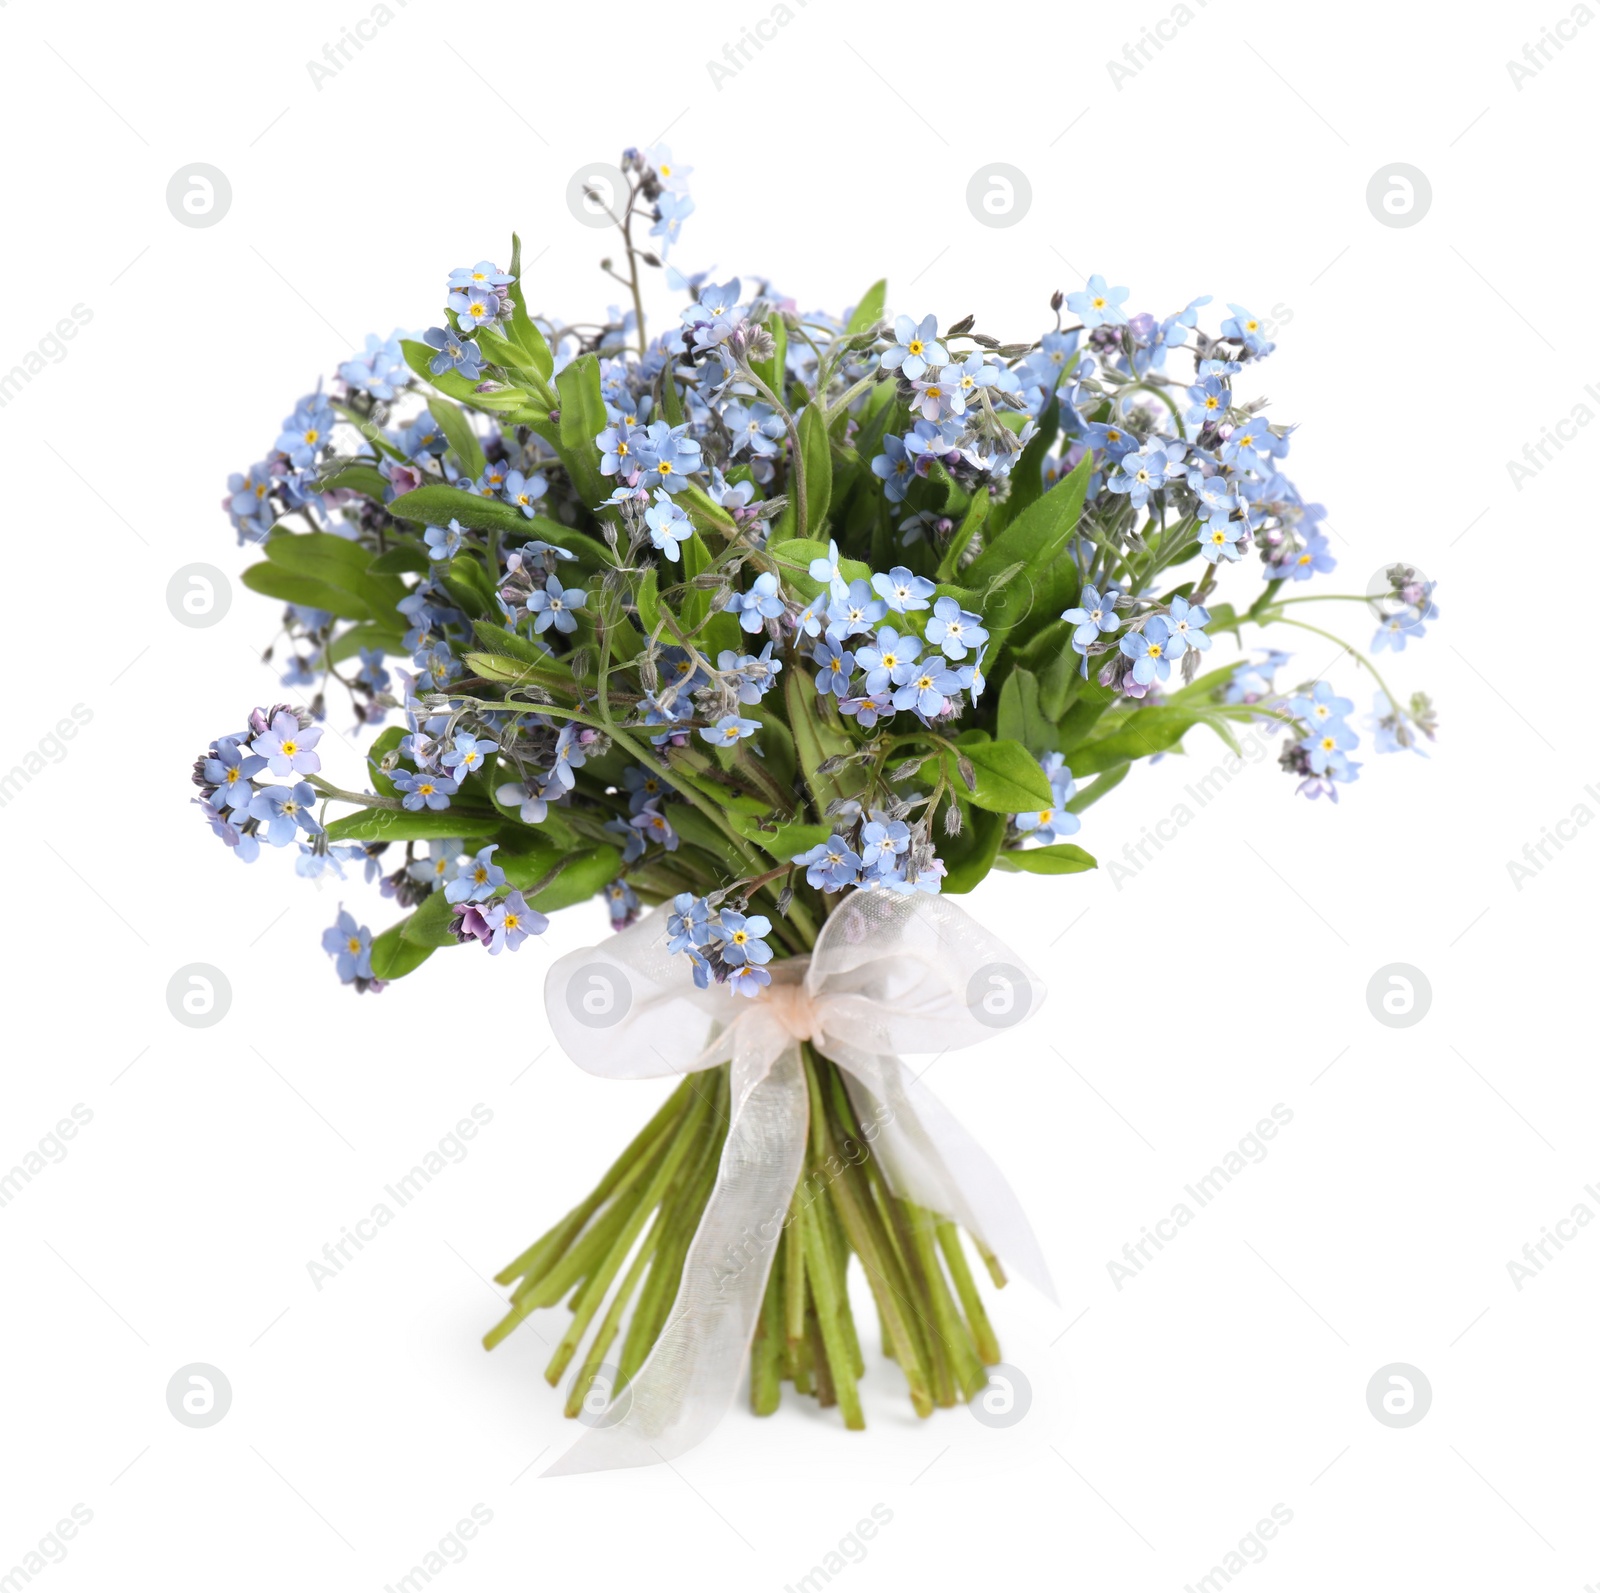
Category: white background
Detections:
[{"x1": 1, "y1": 0, "x2": 1595, "y2": 1588}]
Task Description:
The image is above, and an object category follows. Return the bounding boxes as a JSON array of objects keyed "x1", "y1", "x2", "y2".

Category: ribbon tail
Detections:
[
  {"x1": 544, "y1": 1045, "x2": 808, "y2": 1475},
  {"x1": 840, "y1": 1059, "x2": 1057, "y2": 1304}
]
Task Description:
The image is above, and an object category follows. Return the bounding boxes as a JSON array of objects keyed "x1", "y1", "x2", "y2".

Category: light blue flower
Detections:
[
  {"x1": 503, "y1": 469, "x2": 548, "y2": 516},
  {"x1": 700, "y1": 713, "x2": 761, "y2": 747},
  {"x1": 724, "y1": 401, "x2": 784, "y2": 458},
  {"x1": 448, "y1": 261, "x2": 512, "y2": 290},
  {"x1": 441, "y1": 731, "x2": 497, "y2": 779},
  {"x1": 872, "y1": 566, "x2": 936, "y2": 614},
  {"x1": 547, "y1": 725, "x2": 588, "y2": 791},
  {"x1": 923, "y1": 595, "x2": 988, "y2": 660},
  {"x1": 645, "y1": 490, "x2": 694, "y2": 559},
  {"x1": 1286, "y1": 680, "x2": 1352, "y2": 728},
  {"x1": 1062, "y1": 585, "x2": 1121, "y2": 649},
  {"x1": 811, "y1": 636, "x2": 856, "y2": 696},
  {"x1": 449, "y1": 283, "x2": 504, "y2": 335},
  {"x1": 1119, "y1": 616, "x2": 1181, "y2": 685},
  {"x1": 529, "y1": 572, "x2": 587, "y2": 634},
  {"x1": 408, "y1": 838, "x2": 466, "y2": 891},
  {"x1": 486, "y1": 890, "x2": 547, "y2": 955},
  {"x1": 392, "y1": 769, "x2": 459, "y2": 811},
  {"x1": 322, "y1": 908, "x2": 374, "y2": 983},
  {"x1": 793, "y1": 836, "x2": 862, "y2": 891},
  {"x1": 1066, "y1": 274, "x2": 1130, "y2": 328},
  {"x1": 1200, "y1": 514, "x2": 1244, "y2": 563},
  {"x1": 891, "y1": 658, "x2": 964, "y2": 717},
  {"x1": 446, "y1": 844, "x2": 504, "y2": 904},
  {"x1": 808, "y1": 539, "x2": 848, "y2": 597},
  {"x1": 1165, "y1": 596, "x2": 1211, "y2": 655},
  {"x1": 248, "y1": 781, "x2": 323, "y2": 846},
  {"x1": 871, "y1": 434, "x2": 915, "y2": 502},
  {"x1": 728, "y1": 571, "x2": 785, "y2": 633},
  {"x1": 826, "y1": 579, "x2": 887, "y2": 641},
  {"x1": 855, "y1": 626, "x2": 920, "y2": 695},
  {"x1": 424, "y1": 520, "x2": 464, "y2": 562},
  {"x1": 879, "y1": 314, "x2": 949, "y2": 381},
  {"x1": 423, "y1": 326, "x2": 483, "y2": 379},
  {"x1": 717, "y1": 909, "x2": 772, "y2": 966}
]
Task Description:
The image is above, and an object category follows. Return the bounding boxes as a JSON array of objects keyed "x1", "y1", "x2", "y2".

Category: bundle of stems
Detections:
[{"x1": 485, "y1": 1046, "x2": 1006, "y2": 1424}]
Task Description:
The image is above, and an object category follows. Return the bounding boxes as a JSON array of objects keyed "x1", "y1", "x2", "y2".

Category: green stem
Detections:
[{"x1": 1270, "y1": 615, "x2": 1404, "y2": 713}]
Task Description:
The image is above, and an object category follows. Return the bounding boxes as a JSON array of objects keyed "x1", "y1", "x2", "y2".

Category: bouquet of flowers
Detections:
[{"x1": 194, "y1": 144, "x2": 1436, "y2": 1469}]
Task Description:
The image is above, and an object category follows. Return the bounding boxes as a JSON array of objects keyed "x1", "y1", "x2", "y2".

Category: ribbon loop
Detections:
[{"x1": 539, "y1": 891, "x2": 1053, "y2": 1474}]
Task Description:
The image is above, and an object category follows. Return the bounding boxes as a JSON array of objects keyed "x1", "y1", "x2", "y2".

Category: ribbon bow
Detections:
[{"x1": 540, "y1": 888, "x2": 1053, "y2": 1473}]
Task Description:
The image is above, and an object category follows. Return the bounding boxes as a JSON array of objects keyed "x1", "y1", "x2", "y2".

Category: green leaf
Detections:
[
  {"x1": 750, "y1": 311, "x2": 788, "y2": 403},
  {"x1": 939, "y1": 804, "x2": 1005, "y2": 894},
  {"x1": 935, "y1": 487, "x2": 989, "y2": 584},
  {"x1": 1065, "y1": 706, "x2": 1247, "y2": 776},
  {"x1": 1065, "y1": 762, "x2": 1129, "y2": 813},
  {"x1": 368, "y1": 923, "x2": 438, "y2": 980},
  {"x1": 506, "y1": 231, "x2": 556, "y2": 383},
  {"x1": 401, "y1": 888, "x2": 460, "y2": 948},
  {"x1": 240, "y1": 562, "x2": 375, "y2": 622},
  {"x1": 678, "y1": 528, "x2": 715, "y2": 631},
  {"x1": 785, "y1": 663, "x2": 855, "y2": 813},
  {"x1": 635, "y1": 567, "x2": 663, "y2": 638},
  {"x1": 427, "y1": 397, "x2": 486, "y2": 480},
  {"x1": 323, "y1": 806, "x2": 502, "y2": 843},
  {"x1": 965, "y1": 452, "x2": 1092, "y2": 594},
  {"x1": 797, "y1": 402, "x2": 832, "y2": 536},
  {"x1": 369, "y1": 545, "x2": 431, "y2": 576},
  {"x1": 325, "y1": 622, "x2": 405, "y2": 666},
  {"x1": 947, "y1": 735, "x2": 1054, "y2": 814},
  {"x1": 663, "y1": 803, "x2": 748, "y2": 875},
  {"x1": 846, "y1": 280, "x2": 887, "y2": 336},
  {"x1": 262, "y1": 529, "x2": 407, "y2": 616},
  {"x1": 996, "y1": 668, "x2": 1055, "y2": 757},
  {"x1": 729, "y1": 814, "x2": 832, "y2": 862},
  {"x1": 362, "y1": 725, "x2": 407, "y2": 800},
  {"x1": 319, "y1": 463, "x2": 389, "y2": 500},
  {"x1": 992, "y1": 843, "x2": 1097, "y2": 876},
  {"x1": 462, "y1": 650, "x2": 577, "y2": 693},
  {"x1": 526, "y1": 845, "x2": 624, "y2": 913},
  {"x1": 471, "y1": 620, "x2": 549, "y2": 667},
  {"x1": 555, "y1": 354, "x2": 610, "y2": 507},
  {"x1": 388, "y1": 485, "x2": 519, "y2": 536},
  {"x1": 988, "y1": 397, "x2": 1059, "y2": 532}
]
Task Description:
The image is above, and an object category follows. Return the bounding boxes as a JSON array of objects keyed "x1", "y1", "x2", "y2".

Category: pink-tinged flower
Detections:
[{"x1": 450, "y1": 902, "x2": 494, "y2": 947}]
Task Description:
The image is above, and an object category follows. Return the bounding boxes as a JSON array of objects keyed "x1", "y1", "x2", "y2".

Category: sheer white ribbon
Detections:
[{"x1": 539, "y1": 888, "x2": 1054, "y2": 1475}]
